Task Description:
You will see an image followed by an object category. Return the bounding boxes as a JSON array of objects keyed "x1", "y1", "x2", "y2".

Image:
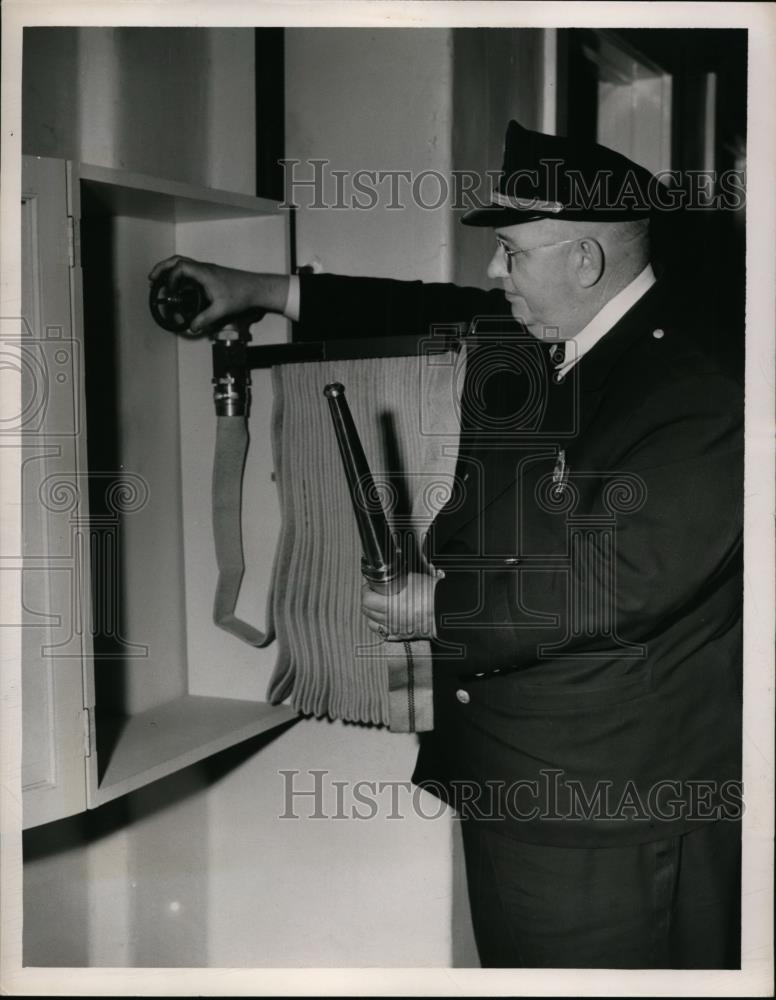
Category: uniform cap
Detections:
[{"x1": 462, "y1": 120, "x2": 658, "y2": 227}]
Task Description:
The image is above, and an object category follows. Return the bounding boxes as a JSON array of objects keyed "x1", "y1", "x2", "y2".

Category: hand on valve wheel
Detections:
[{"x1": 148, "y1": 255, "x2": 290, "y2": 334}]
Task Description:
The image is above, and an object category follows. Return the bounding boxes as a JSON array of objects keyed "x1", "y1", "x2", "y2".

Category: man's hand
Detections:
[
  {"x1": 361, "y1": 570, "x2": 441, "y2": 642},
  {"x1": 147, "y1": 255, "x2": 290, "y2": 334}
]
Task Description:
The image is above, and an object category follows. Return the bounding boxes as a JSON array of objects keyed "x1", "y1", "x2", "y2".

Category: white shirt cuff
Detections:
[{"x1": 284, "y1": 274, "x2": 301, "y2": 322}]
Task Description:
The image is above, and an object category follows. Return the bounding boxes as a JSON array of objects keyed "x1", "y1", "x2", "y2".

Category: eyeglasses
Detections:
[{"x1": 496, "y1": 237, "x2": 582, "y2": 272}]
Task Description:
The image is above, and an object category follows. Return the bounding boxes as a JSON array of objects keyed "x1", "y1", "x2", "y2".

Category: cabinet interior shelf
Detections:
[
  {"x1": 78, "y1": 162, "x2": 285, "y2": 223},
  {"x1": 94, "y1": 695, "x2": 298, "y2": 807}
]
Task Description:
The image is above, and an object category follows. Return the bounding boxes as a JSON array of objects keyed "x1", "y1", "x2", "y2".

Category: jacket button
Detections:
[
  {"x1": 503, "y1": 556, "x2": 520, "y2": 566},
  {"x1": 652, "y1": 328, "x2": 665, "y2": 339},
  {"x1": 456, "y1": 689, "x2": 470, "y2": 704}
]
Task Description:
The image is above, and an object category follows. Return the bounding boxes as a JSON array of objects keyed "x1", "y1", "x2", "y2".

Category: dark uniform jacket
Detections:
[{"x1": 297, "y1": 272, "x2": 744, "y2": 847}]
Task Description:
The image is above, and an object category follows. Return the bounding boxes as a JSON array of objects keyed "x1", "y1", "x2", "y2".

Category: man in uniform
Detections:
[{"x1": 150, "y1": 121, "x2": 743, "y2": 968}]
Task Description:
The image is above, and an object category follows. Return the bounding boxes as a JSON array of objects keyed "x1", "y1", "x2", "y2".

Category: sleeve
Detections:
[
  {"x1": 295, "y1": 272, "x2": 510, "y2": 342},
  {"x1": 433, "y1": 369, "x2": 744, "y2": 669}
]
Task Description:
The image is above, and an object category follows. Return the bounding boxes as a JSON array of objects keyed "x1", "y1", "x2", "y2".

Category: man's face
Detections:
[{"x1": 487, "y1": 221, "x2": 577, "y2": 339}]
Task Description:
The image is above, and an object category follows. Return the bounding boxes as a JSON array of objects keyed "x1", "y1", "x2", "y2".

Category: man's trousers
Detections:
[{"x1": 460, "y1": 818, "x2": 742, "y2": 968}]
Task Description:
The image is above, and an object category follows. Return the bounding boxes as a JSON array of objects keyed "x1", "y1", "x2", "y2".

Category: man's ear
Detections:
[{"x1": 574, "y1": 238, "x2": 604, "y2": 288}]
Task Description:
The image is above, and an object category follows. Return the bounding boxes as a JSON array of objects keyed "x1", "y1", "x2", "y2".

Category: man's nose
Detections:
[{"x1": 487, "y1": 247, "x2": 508, "y2": 280}]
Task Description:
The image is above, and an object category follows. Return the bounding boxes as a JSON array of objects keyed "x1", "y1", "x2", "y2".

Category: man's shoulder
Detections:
[
  {"x1": 606, "y1": 286, "x2": 742, "y2": 400},
  {"x1": 581, "y1": 292, "x2": 743, "y2": 456},
  {"x1": 580, "y1": 313, "x2": 743, "y2": 477}
]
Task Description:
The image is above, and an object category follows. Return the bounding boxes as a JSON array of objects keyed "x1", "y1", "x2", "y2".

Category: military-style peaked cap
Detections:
[{"x1": 463, "y1": 120, "x2": 658, "y2": 227}]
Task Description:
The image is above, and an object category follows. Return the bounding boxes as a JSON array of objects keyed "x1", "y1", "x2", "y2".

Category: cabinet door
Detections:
[{"x1": 21, "y1": 156, "x2": 90, "y2": 828}]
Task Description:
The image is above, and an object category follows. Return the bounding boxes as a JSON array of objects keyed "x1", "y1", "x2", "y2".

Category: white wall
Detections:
[
  {"x1": 22, "y1": 25, "x2": 476, "y2": 969},
  {"x1": 451, "y1": 28, "x2": 547, "y2": 287},
  {"x1": 286, "y1": 28, "x2": 455, "y2": 282},
  {"x1": 23, "y1": 27, "x2": 255, "y2": 195}
]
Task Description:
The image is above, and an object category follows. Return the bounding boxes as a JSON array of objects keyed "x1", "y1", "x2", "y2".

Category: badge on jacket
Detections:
[{"x1": 552, "y1": 447, "x2": 568, "y2": 497}]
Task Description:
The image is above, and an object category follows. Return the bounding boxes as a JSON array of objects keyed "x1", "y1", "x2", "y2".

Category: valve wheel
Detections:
[{"x1": 148, "y1": 275, "x2": 206, "y2": 333}]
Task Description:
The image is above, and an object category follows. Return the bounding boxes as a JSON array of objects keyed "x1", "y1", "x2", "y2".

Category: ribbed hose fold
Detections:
[{"x1": 265, "y1": 352, "x2": 462, "y2": 731}]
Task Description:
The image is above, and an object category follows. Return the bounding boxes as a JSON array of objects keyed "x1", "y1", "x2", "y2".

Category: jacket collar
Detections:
[{"x1": 573, "y1": 278, "x2": 669, "y2": 391}]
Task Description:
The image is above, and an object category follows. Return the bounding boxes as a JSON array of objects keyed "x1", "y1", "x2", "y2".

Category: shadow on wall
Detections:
[
  {"x1": 23, "y1": 724, "x2": 294, "y2": 967},
  {"x1": 23, "y1": 717, "x2": 479, "y2": 968}
]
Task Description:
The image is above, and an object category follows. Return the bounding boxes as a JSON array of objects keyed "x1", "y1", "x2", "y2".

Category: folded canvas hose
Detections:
[
  {"x1": 211, "y1": 352, "x2": 462, "y2": 732},
  {"x1": 149, "y1": 279, "x2": 463, "y2": 731}
]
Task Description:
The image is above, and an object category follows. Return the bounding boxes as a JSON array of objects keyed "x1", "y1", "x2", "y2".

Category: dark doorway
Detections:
[{"x1": 561, "y1": 28, "x2": 747, "y2": 379}]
